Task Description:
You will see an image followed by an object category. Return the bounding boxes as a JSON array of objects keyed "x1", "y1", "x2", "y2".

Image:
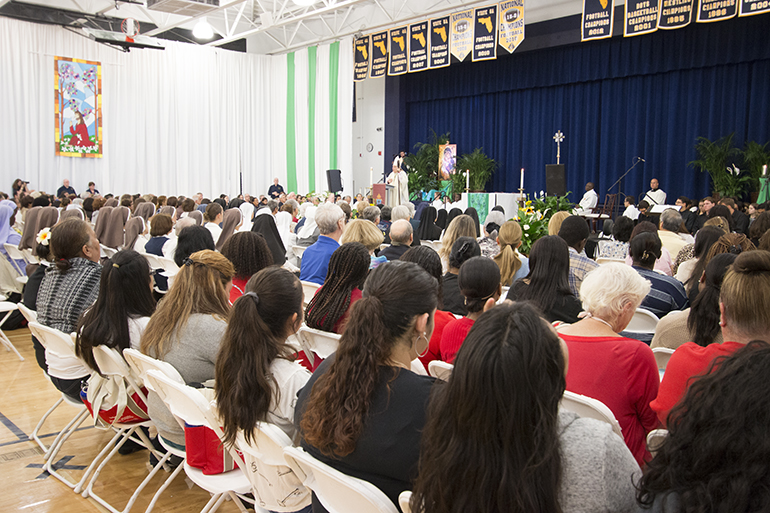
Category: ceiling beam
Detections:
[{"x1": 145, "y1": 0, "x2": 248, "y2": 36}]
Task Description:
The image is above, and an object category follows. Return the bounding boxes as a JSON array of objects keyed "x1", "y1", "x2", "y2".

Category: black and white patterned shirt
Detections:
[{"x1": 37, "y1": 257, "x2": 101, "y2": 334}]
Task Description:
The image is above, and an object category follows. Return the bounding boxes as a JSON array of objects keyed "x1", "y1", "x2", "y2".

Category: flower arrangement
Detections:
[
  {"x1": 36, "y1": 227, "x2": 51, "y2": 246},
  {"x1": 514, "y1": 193, "x2": 573, "y2": 254}
]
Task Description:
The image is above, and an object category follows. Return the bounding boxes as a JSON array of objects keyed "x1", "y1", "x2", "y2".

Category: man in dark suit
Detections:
[
  {"x1": 720, "y1": 198, "x2": 750, "y2": 234},
  {"x1": 57, "y1": 179, "x2": 76, "y2": 198},
  {"x1": 268, "y1": 177, "x2": 284, "y2": 199},
  {"x1": 378, "y1": 220, "x2": 413, "y2": 261}
]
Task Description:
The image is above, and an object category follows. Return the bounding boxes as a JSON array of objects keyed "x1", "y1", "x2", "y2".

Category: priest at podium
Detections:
[{"x1": 386, "y1": 164, "x2": 410, "y2": 207}]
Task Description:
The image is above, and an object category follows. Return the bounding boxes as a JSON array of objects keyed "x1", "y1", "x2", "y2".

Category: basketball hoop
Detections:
[{"x1": 121, "y1": 18, "x2": 141, "y2": 41}]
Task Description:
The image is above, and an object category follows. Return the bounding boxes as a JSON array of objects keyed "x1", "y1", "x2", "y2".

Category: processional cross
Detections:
[{"x1": 553, "y1": 130, "x2": 565, "y2": 165}]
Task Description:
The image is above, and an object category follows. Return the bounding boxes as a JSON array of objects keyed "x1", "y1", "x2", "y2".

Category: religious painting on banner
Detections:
[
  {"x1": 473, "y1": 4, "x2": 498, "y2": 61},
  {"x1": 55, "y1": 56, "x2": 102, "y2": 158},
  {"x1": 354, "y1": 35, "x2": 370, "y2": 81},
  {"x1": 657, "y1": 0, "x2": 694, "y2": 28},
  {"x1": 409, "y1": 22, "x2": 429, "y2": 72},
  {"x1": 429, "y1": 17, "x2": 451, "y2": 68},
  {"x1": 625, "y1": 0, "x2": 659, "y2": 35},
  {"x1": 739, "y1": 0, "x2": 770, "y2": 16},
  {"x1": 370, "y1": 31, "x2": 388, "y2": 78},
  {"x1": 581, "y1": 0, "x2": 614, "y2": 40},
  {"x1": 388, "y1": 27, "x2": 409, "y2": 75},
  {"x1": 439, "y1": 144, "x2": 457, "y2": 180},
  {"x1": 450, "y1": 9, "x2": 474, "y2": 62},
  {"x1": 498, "y1": 0, "x2": 525, "y2": 53},
  {"x1": 697, "y1": 0, "x2": 737, "y2": 21}
]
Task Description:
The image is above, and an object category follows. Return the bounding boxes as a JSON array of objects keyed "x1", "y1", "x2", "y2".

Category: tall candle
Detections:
[
  {"x1": 370, "y1": 167, "x2": 373, "y2": 185},
  {"x1": 520, "y1": 168, "x2": 524, "y2": 190},
  {"x1": 764, "y1": 165, "x2": 768, "y2": 177},
  {"x1": 466, "y1": 171, "x2": 469, "y2": 191}
]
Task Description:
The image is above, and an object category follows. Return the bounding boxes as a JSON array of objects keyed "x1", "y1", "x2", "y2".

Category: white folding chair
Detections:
[
  {"x1": 155, "y1": 256, "x2": 180, "y2": 277},
  {"x1": 20, "y1": 247, "x2": 40, "y2": 266},
  {"x1": 27, "y1": 322, "x2": 91, "y2": 487},
  {"x1": 300, "y1": 280, "x2": 321, "y2": 307},
  {"x1": 646, "y1": 428, "x2": 669, "y2": 457},
  {"x1": 596, "y1": 257, "x2": 626, "y2": 265},
  {"x1": 78, "y1": 346, "x2": 167, "y2": 513},
  {"x1": 283, "y1": 446, "x2": 399, "y2": 513},
  {"x1": 399, "y1": 491, "x2": 413, "y2": 513},
  {"x1": 123, "y1": 348, "x2": 188, "y2": 513},
  {"x1": 0, "y1": 301, "x2": 23, "y2": 360},
  {"x1": 497, "y1": 286, "x2": 510, "y2": 304},
  {"x1": 144, "y1": 370, "x2": 252, "y2": 513},
  {"x1": 17, "y1": 302, "x2": 37, "y2": 323},
  {"x1": 292, "y1": 245, "x2": 308, "y2": 259},
  {"x1": 625, "y1": 308, "x2": 660, "y2": 334},
  {"x1": 294, "y1": 325, "x2": 341, "y2": 367},
  {"x1": 560, "y1": 390, "x2": 624, "y2": 440},
  {"x1": 101, "y1": 244, "x2": 117, "y2": 258},
  {"x1": 410, "y1": 358, "x2": 428, "y2": 376},
  {"x1": 428, "y1": 361, "x2": 454, "y2": 381},
  {"x1": 235, "y1": 424, "x2": 311, "y2": 512},
  {"x1": 652, "y1": 347, "x2": 675, "y2": 381},
  {"x1": 4, "y1": 243, "x2": 28, "y2": 284}
]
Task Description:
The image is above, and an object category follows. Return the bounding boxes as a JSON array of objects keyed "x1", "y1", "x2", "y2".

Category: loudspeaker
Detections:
[
  {"x1": 545, "y1": 165, "x2": 566, "y2": 197},
  {"x1": 326, "y1": 169, "x2": 342, "y2": 193}
]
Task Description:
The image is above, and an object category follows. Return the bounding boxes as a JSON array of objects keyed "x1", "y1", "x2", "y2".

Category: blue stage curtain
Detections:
[{"x1": 400, "y1": 15, "x2": 770, "y2": 201}]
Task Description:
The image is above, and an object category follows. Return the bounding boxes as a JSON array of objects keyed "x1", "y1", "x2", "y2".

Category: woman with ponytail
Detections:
[
  {"x1": 493, "y1": 220, "x2": 529, "y2": 286},
  {"x1": 296, "y1": 261, "x2": 438, "y2": 512},
  {"x1": 215, "y1": 267, "x2": 312, "y2": 513}
]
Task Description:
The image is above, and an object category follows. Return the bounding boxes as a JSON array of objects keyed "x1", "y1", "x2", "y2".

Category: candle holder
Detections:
[{"x1": 518, "y1": 188, "x2": 525, "y2": 208}]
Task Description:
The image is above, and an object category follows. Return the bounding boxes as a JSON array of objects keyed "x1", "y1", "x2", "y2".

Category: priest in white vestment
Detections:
[{"x1": 386, "y1": 165, "x2": 410, "y2": 207}]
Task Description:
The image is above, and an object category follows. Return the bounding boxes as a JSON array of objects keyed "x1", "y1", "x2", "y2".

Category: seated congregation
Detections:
[{"x1": 3, "y1": 185, "x2": 770, "y2": 513}]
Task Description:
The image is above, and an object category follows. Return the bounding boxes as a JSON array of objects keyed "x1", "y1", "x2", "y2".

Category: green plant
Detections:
[
  {"x1": 403, "y1": 130, "x2": 449, "y2": 196},
  {"x1": 456, "y1": 148, "x2": 497, "y2": 191},
  {"x1": 742, "y1": 140, "x2": 770, "y2": 191},
  {"x1": 689, "y1": 134, "x2": 742, "y2": 198},
  {"x1": 515, "y1": 193, "x2": 572, "y2": 254},
  {"x1": 532, "y1": 193, "x2": 573, "y2": 221}
]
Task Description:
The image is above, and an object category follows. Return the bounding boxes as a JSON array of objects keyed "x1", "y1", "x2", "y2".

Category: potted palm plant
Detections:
[
  {"x1": 456, "y1": 148, "x2": 497, "y2": 192},
  {"x1": 689, "y1": 134, "x2": 744, "y2": 199}
]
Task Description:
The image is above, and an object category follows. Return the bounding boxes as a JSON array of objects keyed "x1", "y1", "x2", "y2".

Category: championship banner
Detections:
[
  {"x1": 696, "y1": 0, "x2": 737, "y2": 21},
  {"x1": 658, "y1": 0, "x2": 694, "y2": 28},
  {"x1": 450, "y1": 9, "x2": 474, "y2": 62},
  {"x1": 582, "y1": 0, "x2": 614, "y2": 41},
  {"x1": 354, "y1": 35, "x2": 370, "y2": 81},
  {"x1": 388, "y1": 27, "x2": 408, "y2": 75},
  {"x1": 429, "y1": 17, "x2": 451, "y2": 68},
  {"x1": 739, "y1": 0, "x2": 770, "y2": 16},
  {"x1": 409, "y1": 22, "x2": 429, "y2": 72},
  {"x1": 370, "y1": 31, "x2": 388, "y2": 78},
  {"x1": 624, "y1": 0, "x2": 659, "y2": 36},
  {"x1": 498, "y1": 0, "x2": 525, "y2": 54},
  {"x1": 473, "y1": 4, "x2": 498, "y2": 61}
]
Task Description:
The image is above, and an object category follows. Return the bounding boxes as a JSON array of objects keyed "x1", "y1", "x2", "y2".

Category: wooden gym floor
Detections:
[{"x1": 0, "y1": 326, "x2": 243, "y2": 512}]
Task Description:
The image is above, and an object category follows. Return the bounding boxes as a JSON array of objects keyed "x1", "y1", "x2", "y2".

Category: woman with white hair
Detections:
[{"x1": 555, "y1": 263, "x2": 659, "y2": 468}]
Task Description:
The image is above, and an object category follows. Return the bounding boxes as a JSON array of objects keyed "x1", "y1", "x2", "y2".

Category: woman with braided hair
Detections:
[
  {"x1": 215, "y1": 267, "x2": 312, "y2": 513},
  {"x1": 305, "y1": 242, "x2": 370, "y2": 334}
]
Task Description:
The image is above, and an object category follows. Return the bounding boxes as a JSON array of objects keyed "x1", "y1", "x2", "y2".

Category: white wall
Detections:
[{"x1": 351, "y1": 77, "x2": 386, "y2": 196}]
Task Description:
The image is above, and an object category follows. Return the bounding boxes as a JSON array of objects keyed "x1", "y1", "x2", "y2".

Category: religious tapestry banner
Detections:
[{"x1": 55, "y1": 56, "x2": 102, "y2": 158}]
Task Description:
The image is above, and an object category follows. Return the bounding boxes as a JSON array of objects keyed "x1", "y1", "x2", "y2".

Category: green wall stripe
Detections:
[
  {"x1": 286, "y1": 52, "x2": 297, "y2": 194},
  {"x1": 328, "y1": 41, "x2": 340, "y2": 169},
  {"x1": 308, "y1": 46, "x2": 317, "y2": 193}
]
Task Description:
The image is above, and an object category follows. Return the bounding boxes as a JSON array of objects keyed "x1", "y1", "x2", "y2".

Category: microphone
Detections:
[{"x1": 637, "y1": 157, "x2": 646, "y2": 162}]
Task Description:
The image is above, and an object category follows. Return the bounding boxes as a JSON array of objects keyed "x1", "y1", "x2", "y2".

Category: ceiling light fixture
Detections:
[{"x1": 192, "y1": 17, "x2": 214, "y2": 40}]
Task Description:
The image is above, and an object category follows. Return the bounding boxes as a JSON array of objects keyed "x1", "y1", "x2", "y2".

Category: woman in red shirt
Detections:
[
  {"x1": 556, "y1": 263, "x2": 658, "y2": 467},
  {"x1": 440, "y1": 257, "x2": 501, "y2": 363},
  {"x1": 220, "y1": 231, "x2": 274, "y2": 304}
]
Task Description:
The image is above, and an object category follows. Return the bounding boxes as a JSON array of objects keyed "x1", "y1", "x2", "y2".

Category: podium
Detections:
[{"x1": 372, "y1": 184, "x2": 394, "y2": 206}]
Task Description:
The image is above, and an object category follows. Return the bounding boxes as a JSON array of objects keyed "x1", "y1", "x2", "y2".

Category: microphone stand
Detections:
[{"x1": 608, "y1": 157, "x2": 643, "y2": 215}]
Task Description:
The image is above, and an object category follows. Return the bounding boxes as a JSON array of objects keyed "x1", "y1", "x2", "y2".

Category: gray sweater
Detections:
[
  {"x1": 558, "y1": 410, "x2": 642, "y2": 513},
  {"x1": 145, "y1": 313, "x2": 227, "y2": 446}
]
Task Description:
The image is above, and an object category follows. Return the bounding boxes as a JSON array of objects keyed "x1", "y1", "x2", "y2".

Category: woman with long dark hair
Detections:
[
  {"x1": 638, "y1": 341, "x2": 770, "y2": 512},
  {"x1": 305, "y1": 242, "x2": 370, "y2": 334},
  {"x1": 506, "y1": 235, "x2": 582, "y2": 323},
  {"x1": 296, "y1": 261, "x2": 438, "y2": 512},
  {"x1": 173, "y1": 225, "x2": 215, "y2": 267},
  {"x1": 220, "y1": 231, "x2": 274, "y2": 303},
  {"x1": 412, "y1": 302, "x2": 640, "y2": 513},
  {"x1": 442, "y1": 236, "x2": 481, "y2": 316},
  {"x1": 652, "y1": 253, "x2": 736, "y2": 350},
  {"x1": 679, "y1": 226, "x2": 726, "y2": 300},
  {"x1": 440, "y1": 256, "x2": 500, "y2": 363},
  {"x1": 215, "y1": 267, "x2": 312, "y2": 513},
  {"x1": 76, "y1": 250, "x2": 156, "y2": 373}
]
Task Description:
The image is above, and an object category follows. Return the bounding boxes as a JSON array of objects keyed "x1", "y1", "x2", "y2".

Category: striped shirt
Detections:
[{"x1": 632, "y1": 266, "x2": 689, "y2": 318}]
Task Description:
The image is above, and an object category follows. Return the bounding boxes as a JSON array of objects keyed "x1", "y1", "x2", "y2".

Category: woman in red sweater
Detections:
[
  {"x1": 651, "y1": 250, "x2": 770, "y2": 425},
  {"x1": 440, "y1": 256, "x2": 501, "y2": 363},
  {"x1": 400, "y1": 246, "x2": 456, "y2": 369},
  {"x1": 556, "y1": 263, "x2": 658, "y2": 467}
]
